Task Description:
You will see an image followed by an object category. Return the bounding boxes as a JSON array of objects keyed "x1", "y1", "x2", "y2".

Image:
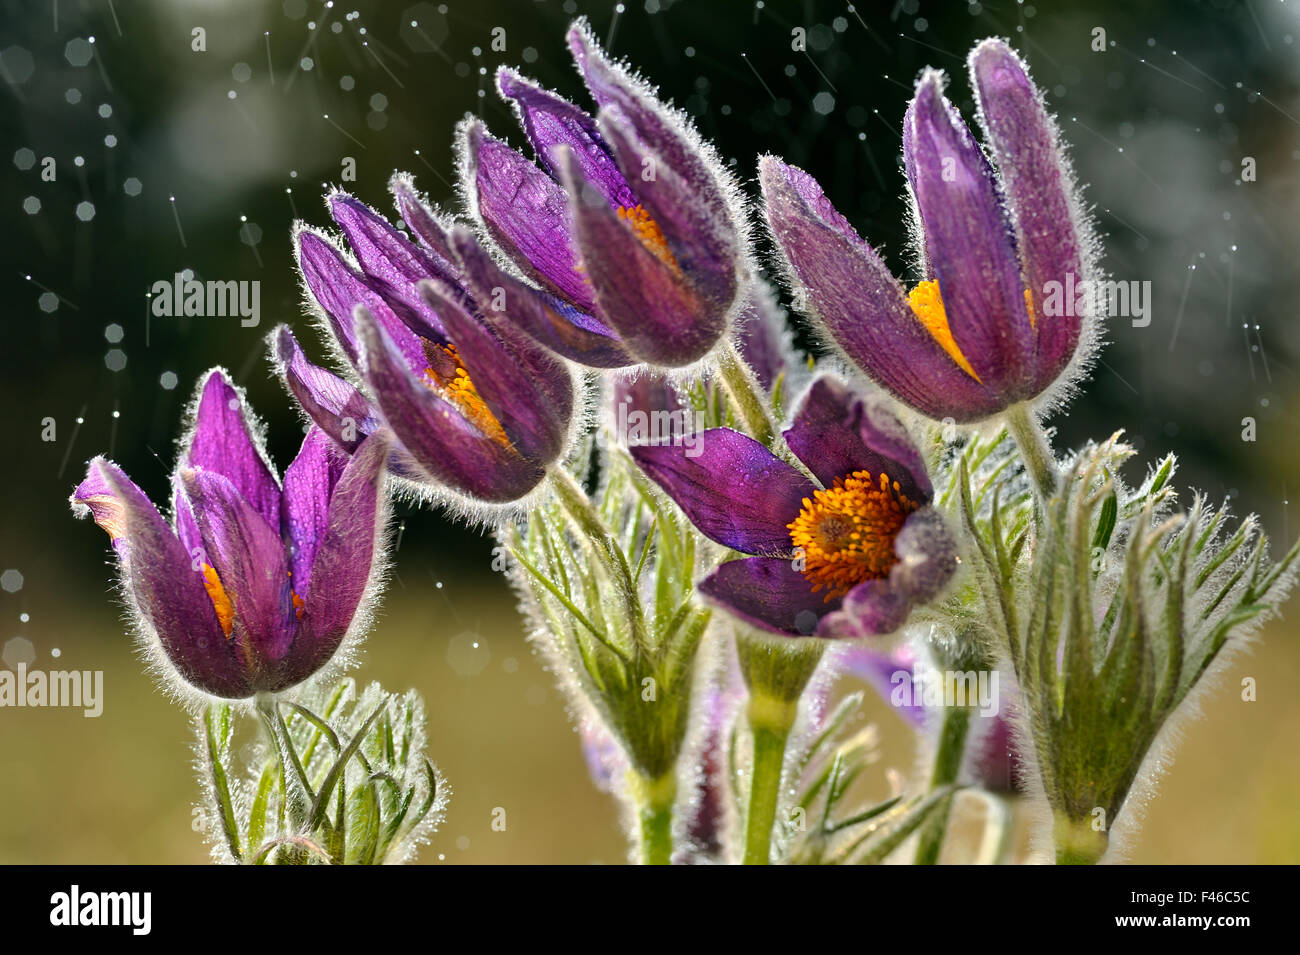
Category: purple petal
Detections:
[
  {"x1": 356, "y1": 306, "x2": 546, "y2": 502},
  {"x1": 183, "y1": 370, "x2": 282, "y2": 531},
  {"x1": 450, "y1": 228, "x2": 634, "y2": 368},
  {"x1": 904, "y1": 71, "x2": 1035, "y2": 398},
  {"x1": 283, "y1": 430, "x2": 389, "y2": 691},
  {"x1": 579, "y1": 719, "x2": 626, "y2": 794},
  {"x1": 969, "y1": 39, "x2": 1084, "y2": 392},
  {"x1": 180, "y1": 467, "x2": 296, "y2": 663},
  {"x1": 497, "y1": 67, "x2": 637, "y2": 209},
  {"x1": 759, "y1": 157, "x2": 1005, "y2": 423},
  {"x1": 280, "y1": 426, "x2": 348, "y2": 593},
  {"x1": 559, "y1": 148, "x2": 722, "y2": 367},
  {"x1": 272, "y1": 325, "x2": 423, "y2": 481},
  {"x1": 297, "y1": 229, "x2": 431, "y2": 372},
  {"x1": 596, "y1": 104, "x2": 737, "y2": 309},
  {"x1": 463, "y1": 121, "x2": 597, "y2": 313},
  {"x1": 273, "y1": 325, "x2": 379, "y2": 450},
  {"x1": 837, "y1": 642, "x2": 926, "y2": 726},
  {"x1": 613, "y1": 370, "x2": 684, "y2": 427},
  {"x1": 736, "y1": 283, "x2": 791, "y2": 391},
  {"x1": 421, "y1": 265, "x2": 574, "y2": 465},
  {"x1": 631, "y1": 428, "x2": 814, "y2": 555},
  {"x1": 698, "y1": 556, "x2": 841, "y2": 637},
  {"x1": 173, "y1": 487, "x2": 203, "y2": 562},
  {"x1": 391, "y1": 174, "x2": 457, "y2": 263},
  {"x1": 71, "y1": 458, "x2": 248, "y2": 697},
  {"x1": 328, "y1": 193, "x2": 452, "y2": 340},
  {"x1": 888, "y1": 508, "x2": 959, "y2": 605},
  {"x1": 969, "y1": 708, "x2": 1023, "y2": 793},
  {"x1": 784, "y1": 376, "x2": 932, "y2": 503},
  {"x1": 815, "y1": 579, "x2": 909, "y2": 639},
  {"x1": 567, "y1": 22, "x2": 732, "y2": 239}
]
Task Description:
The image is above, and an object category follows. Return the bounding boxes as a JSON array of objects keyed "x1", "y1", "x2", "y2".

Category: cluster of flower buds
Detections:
[{"x1": 70, "y1": 23, "x2": 1296, "y2": 867}]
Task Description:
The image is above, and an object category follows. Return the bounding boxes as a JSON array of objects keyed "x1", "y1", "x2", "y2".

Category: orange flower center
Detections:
[
  {"x1": 201, "y1": 563, "x2": 235, "y2": 638},
  {"x1": 423, "y1": 343, "x2": 510, "y2": 447},
  {"x1": 787, "y1": 470, "x2": 918, "y2": 602},
  {"x1": 200, "y1": 565, "x2": 305, "y2": 638},
  {"x1": 617, "y1": 204, "x2": 680, "y2": 274},
  {"x1": 906, "y1": 279, "x2": 1037, "y2": 384},
  {"x1": 288, "y1": 570, "x2": 305, "y2": 620}
]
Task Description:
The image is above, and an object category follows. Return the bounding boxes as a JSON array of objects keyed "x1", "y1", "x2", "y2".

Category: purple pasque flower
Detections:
[
  {"x1": 276, "y1": 183, "x2": 574, "y2": 505},
  {"x1": 761, "y1": 39, "x2": 1093, "y2": 424},
  {"x1": 632, "y1": 376, "x2": 957, "y2": 638},
  {"x1": 70, "y1": 370, "x2": 390, "y2": 699},
  {"x1": 459, "y1": 20, "x2": 744, "y2": 369}
]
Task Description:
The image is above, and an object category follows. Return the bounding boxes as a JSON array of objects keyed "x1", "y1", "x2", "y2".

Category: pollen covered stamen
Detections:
[
  {"x1": 422, "y1": 343, "x2": 511, "y2": 448},
  {"x1": 288, "y1": 570, "x2": 305, "y2": 620},
  {"x1": 907, "y1": 280, "x2": 982, "y2": 383},
  {"x1": 907, "y1": 280, "x2": 1038, "y2": 382},
  {"x1": 617, "y1": 204, "x2": 680, "y2": 274},
  {"x1": 201, "y1": 563, "x2": 235, "y2": 638},
  {"x1": 787, "y1": 470, "x2": 918, "y2": 602}
]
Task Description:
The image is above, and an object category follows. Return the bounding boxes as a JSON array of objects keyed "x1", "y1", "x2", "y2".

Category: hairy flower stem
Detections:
[
  {"x1": 549, "y1": 467, "x2": 646, "y2": 642},
  {"x1": 913, "y1": 706, "x2": 972, "y2": 864},
  {"x1": 736, "y1": 637, "x2": 825, "y2": 864},
  {"x1": 255, "y1": 693, "x2": 312, "y2": 864},
  {"x1": 718, "y1": 341, "x2": 777, "y2": 448},
  {"x1": 743, "y1": 698, "x2": 795, "y2": 865},
  {"x1": 1003, "y1": 403, "x2": 1058, "y2": 502},
  {"x1": 1053, "y1": 813, "x2": 1109, "y2": 865},
  {"x1": 630, "y1": 770, "x2": 677, "y2": 865}
]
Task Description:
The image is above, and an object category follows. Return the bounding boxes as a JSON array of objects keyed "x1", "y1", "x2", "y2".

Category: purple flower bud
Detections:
[
  {"x1": 71, "y1": 370, "x2": 391, "y2": 699},
  {"x1": 458, "y1": 21, "x2": 746, "y2": 369},
  {"x1": 762, "y1": 39, "x2": 1095, "y2": 423},
  {"x1": 280, "y1": 188, "x2": 575, "y2": 506}
]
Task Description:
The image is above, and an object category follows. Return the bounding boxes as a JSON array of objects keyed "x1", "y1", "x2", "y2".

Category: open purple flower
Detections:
[
  {"x1": 276, "y1": 186, "x2": 574, "y2": 504},
  {"x1": 632, "y1": 377, "x2": 957, "y2": 638},
  {"x1": 460, "y1": 20, "x2": 744, "y2": 369},
  {"x1": 71, "y1": 370, "x2": 390, "y2": 699},
  {"x1": 761, "y1": 39, "x2": 1092, "y2": 424}
]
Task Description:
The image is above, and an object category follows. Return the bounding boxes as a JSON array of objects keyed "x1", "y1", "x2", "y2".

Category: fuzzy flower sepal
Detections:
[
  {"x1": 198, "y1": 677, "x2": 446, "y2": 864},
  {"x1": 958, "y1": 434, "x2": 1299, "y2": 863}
]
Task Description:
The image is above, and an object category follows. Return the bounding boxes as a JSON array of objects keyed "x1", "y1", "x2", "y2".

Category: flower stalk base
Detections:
[
  {"x1": 630, "y1": 770, "x2": 677, "y2": 865},
  {"x1": 1053, "y1": 813, "x2": 1109, "y2": 865},
  {"x1": 1003, "y1": 403, "x2": 1058, "y2": 501},
  {"x1": 736, "y1": 637, "x2": 825, "y2": 864}
]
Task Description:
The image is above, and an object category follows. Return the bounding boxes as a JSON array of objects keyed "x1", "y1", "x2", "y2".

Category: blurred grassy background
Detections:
[
  {"x1": 2, "y1": 0, "x2": 1299, "y2": 862},
  {"x1": 2, "y1": 583, "x2": 1298, "y2": 864}
]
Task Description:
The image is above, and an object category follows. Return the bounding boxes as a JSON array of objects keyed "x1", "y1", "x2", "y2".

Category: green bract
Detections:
[
  {"x1": 197, "y1": 677, "x2": 446, "y2": 865},
  {"x1": 955, "y1": 433, "x2": 1299, "y2": 863}
]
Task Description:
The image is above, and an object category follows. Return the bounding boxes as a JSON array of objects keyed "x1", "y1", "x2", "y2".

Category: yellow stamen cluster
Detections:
[
  {"x1": 787, "y1": 470, "x2": 918, "y2": 602},
  {"x1": 423, "y1": 344, "x2": 511, "y2": 447},
  {"x1": 907, "y1": 279, "x2": 983, "y2": 383},
  {"x1": 201, "y1": 563, "x2": 235, "y2": 638},
  {"x1": 289, "y1": 571, "x2": 305, "y2": 620},
  {"x1": 906, "y1": 280, "x2": 1038, "y2": 383},
  {"x1": 201, "y1": 564, "x2": 304, "y2": 637},
  {"x1": 617, "y1": 204, "x2": 680, "y2": 274}
]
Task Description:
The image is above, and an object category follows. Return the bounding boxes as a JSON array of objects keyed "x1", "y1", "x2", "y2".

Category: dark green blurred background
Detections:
[{"x1": 2, "y1": 0, "x2": 1297, "y2": 863}]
